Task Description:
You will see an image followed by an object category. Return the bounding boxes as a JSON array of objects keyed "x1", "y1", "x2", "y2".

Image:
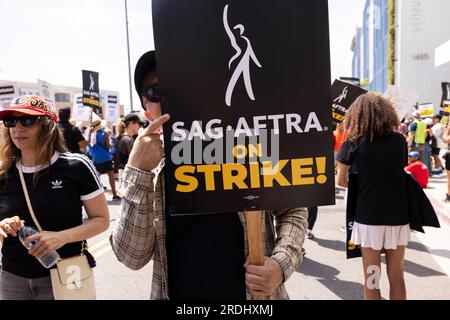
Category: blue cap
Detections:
[{"x1": 409, "y1": 151, "x2": 420, "y2": 158}]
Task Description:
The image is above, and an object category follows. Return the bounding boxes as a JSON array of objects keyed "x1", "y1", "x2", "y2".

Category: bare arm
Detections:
[
  {"x1": 63, "y1": 194, "x2": 110, "y2": 243},
  {"x1": 336, "y1": 162, "x2": 350, "y2": 188},
  {"x1": 443, "y1": 123, "x2": 450, "y2": 144},
  {"x1": 103, "y1": 132, "x2": 112, "y2": 149},
  {"x1": 25, "y1": 194, "x2": 110, "y2": 259}
]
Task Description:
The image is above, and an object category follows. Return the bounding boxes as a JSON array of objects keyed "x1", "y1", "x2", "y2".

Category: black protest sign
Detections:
[
  {"x1": 0, "y1": 85, "x2": 17, "y2": 110},
  {"x1": 340, "y1": 77, "x2": 361, "y2": 87},
  {"x1": 441, "y1": 82, "x2": 450, "y2": 116},
  {"x1": 82, "y1": 70, "x2": 101, "y2": 116},
  {"x1": 331, "y1": 79, "x2": 367, "y2": 123},
  {"x1": 153, "y1": 0, "x2": 334, "y2": 215}
]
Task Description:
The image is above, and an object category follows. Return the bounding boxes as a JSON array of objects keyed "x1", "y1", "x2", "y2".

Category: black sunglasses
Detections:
[
  {"x1": 142, "y1": 83, "x2": 162, "y2": 103},
  {"x1": 2, "y1": 116, "x2": 44, "y2": 128}
]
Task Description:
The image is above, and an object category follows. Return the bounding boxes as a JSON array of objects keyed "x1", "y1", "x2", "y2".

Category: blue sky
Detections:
[{"x1": 0, "y1": 0, "x2": 365, "y2": 112}]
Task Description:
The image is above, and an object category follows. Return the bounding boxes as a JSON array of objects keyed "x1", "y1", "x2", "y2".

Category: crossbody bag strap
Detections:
[{"x1": 17, "y1": 160, "x2": 44, "y2": 232}]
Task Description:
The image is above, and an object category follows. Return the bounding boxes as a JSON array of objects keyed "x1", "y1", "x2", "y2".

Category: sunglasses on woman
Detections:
[
  {"x1": 142, "y1": 83, "x2": 162, "y2": 103},
  {"x1": 2, "y1": 116, "x2": 44, "y2": 128}
]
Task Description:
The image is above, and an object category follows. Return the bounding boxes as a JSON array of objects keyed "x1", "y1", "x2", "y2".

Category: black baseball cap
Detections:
[
  {"x1": 134, "y1": 51, "x2": 157, "y2": 110},
  {"x1": 123, "y1": 113, "x2": 144, "y2": 125},
  {"x1": 58, "y1": 106, "x2": 71, "y2": 121}
]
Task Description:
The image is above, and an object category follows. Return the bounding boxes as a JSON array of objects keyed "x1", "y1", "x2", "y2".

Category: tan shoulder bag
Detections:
[{"x1": 18, "y1": 161, "x2": 96, "y2": 300}]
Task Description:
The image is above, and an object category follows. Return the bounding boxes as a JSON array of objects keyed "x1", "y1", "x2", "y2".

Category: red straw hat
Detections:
[{"x1": 0, "y1": 95, "x2": 58, "y2": 122}]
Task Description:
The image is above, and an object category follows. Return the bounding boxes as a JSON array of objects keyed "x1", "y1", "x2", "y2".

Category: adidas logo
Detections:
[{"x1": 52, "y1": 180, "x2": 63, "y2": 189}]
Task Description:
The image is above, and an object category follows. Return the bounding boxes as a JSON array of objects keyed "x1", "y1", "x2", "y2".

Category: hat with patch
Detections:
[{"x1": 0, "y1": 95, "x2": 58, "y2": 122}]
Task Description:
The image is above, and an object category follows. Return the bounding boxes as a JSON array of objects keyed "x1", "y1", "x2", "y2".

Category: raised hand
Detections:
[{"x1": 128, "y1": 114, "x2": 170, "y2": 172}]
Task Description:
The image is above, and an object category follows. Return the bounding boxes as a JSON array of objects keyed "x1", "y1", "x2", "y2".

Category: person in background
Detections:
[
  {"x1": 117, "y1": 113, "x2": 143, "y2": 169},
  {"x1": 431, "y1": 115, "x2": 446, "y2": 176},
  {"x1": 398, "y1": 120, "x2": 409, "y2": 140},
  {"x1": 407, "y1": 111, "x2": 427, "y2": 162},
  {"x1": 423, "y1": 118, "x2": 433, "y2": 176},
  {"x1": 334, "y1": 123, "x2": 347, "y2": 161},
  {"x1": 405, "y1": 151, "x2": 429, "y2": 189},
  {"x1": 306, "y1": 207, "x2": 318, "y2": 240},
  {"x1": 113, "y1": 118, "x2": 126, "y2": 180},
  {"x1": 57, "y1": 107, "x2": 87, "y2": 154},
  {"x1": 443, "y1": 120, "x2": 450, "y2": 202},
  {"x1": 337, "y1": 93, "x2": 410, "y2": 300},
  {"x1": 86, "y1": 113, "x2": 120, "y2": 201}
]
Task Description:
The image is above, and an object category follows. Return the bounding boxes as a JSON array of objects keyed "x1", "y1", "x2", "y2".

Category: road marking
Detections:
[
  {"x1": 88, "y1": 237, "x2": 112, "y2": 259},
  {"x1": 92, "y1": 243, "x2": 112, "y2": 259},
  {"x1": 428, "y1": 195, "x2": 450, "y2": 226}
]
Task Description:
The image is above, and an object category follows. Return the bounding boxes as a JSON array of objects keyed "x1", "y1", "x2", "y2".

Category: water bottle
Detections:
[{"x1": 18, "y1": 225, "x2": 60, "y2": 268}]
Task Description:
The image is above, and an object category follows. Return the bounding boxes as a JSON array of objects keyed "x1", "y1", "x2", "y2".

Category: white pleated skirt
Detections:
[{"x1": 350, "y1": 222, "x2": 411, "y2": 251}]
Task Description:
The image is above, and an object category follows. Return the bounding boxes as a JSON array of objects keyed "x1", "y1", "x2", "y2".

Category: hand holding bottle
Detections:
[{"x1": 19, "y1": 225, "x2": 61, "y2": 269}]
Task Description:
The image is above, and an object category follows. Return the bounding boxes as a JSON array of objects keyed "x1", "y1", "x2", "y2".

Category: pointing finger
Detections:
[{"x1": 141, "y1": 114, "x2": 170, "y2": 137}]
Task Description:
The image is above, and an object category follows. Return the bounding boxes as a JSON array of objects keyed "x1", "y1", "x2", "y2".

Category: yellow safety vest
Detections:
[{"x1": 414, "y1": 120, "x2": 427, "y2": 145}]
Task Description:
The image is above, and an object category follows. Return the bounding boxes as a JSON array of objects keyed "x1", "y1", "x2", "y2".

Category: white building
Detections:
[
  {"x1": 395, "y1": 0, "x2": 450, "y2": 111},
  {"x1": 435, "y1": 40, "x2": 450, "y2": 68}
]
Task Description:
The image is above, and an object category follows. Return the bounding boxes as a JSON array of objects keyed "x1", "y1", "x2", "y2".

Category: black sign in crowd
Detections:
[
  {"x1": 442, "y1": 82, "x2": 450, "y2": 115},
  {"x1": 82, "y1": 70, "x2": 101, "y2": 116},
  {"x1": 331, "y1": 79, "x2": 367, "y2": 123},
  {"x1": 153, "y1": 0, "x2": 335, "y2": 215}
]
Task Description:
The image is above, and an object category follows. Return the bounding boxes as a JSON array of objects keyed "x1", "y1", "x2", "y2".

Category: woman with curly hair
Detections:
[
  {"x1": 0, "y1": 96, "x2": 109, "y2": 299},
  {"x1": 336, "y1": 93, "x2": 410, "y2": 300}
]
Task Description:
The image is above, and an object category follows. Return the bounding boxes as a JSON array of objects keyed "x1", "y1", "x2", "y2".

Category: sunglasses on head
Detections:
[
  {"x1": 2, "y1": 116, "x2": 44, "y2": 128},
  {"x1": 142, "y1": 83, "x2": 162, "y2": 103}
]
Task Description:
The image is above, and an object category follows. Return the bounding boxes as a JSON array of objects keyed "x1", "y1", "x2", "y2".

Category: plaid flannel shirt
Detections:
[{"x1": 110, "y1": 164, "x2": 308, "y2": 300}]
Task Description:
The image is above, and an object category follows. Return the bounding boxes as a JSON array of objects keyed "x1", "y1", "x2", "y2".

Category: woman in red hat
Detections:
[{"x1": 0, "y1": 95, "x2": 109, "y2": 300}]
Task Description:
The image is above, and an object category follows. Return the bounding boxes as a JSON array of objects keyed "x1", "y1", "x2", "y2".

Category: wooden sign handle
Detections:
[
  {"x1": 246, "y1": 211, "x2": 265, "y2": 300},
  {"x1": 246, "y1": 211, "x2": 265, "y2": 266}
]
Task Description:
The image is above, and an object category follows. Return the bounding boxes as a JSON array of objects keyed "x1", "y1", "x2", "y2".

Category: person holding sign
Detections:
[
  {"x1": 336, "y1": 94, "x2": 410, "y2": 300},
  {"x1": 110, "y1": 51, "x2": 308, "y2": 300},
  {"x1": 443, "y1": 120, "x2": 450, "y2": 203}
]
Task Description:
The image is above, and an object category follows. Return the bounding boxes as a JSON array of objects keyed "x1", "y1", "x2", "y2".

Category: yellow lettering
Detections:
[
  {"x1": 249, "y1": 162, "x2": 261, "y2": 188},
  {"x1": 262, "y1": 160, "x2": 291, "y2": 187},
  {"x1": 197, "y1": 165, "x2": 221, "y2": 191},
  {"x1": 222, "y1": 164, "x2": 248, "y2": 190},
  {"x1": 232, "y1": 145, "x2": 247, "y2": 159},
  {"x1": 175, "y1": 166, "x2": 198, "y2": 192},
  {"x1": 291, "y1": 158, "x2": 315, "y2": 185},
  {"x1": 248, "y1": 144, "x2": 262, "y2": 158}
]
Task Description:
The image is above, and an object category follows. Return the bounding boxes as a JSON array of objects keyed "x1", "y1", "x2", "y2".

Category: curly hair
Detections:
[
  {"x1": 0, "y1": 118, "x2": 67, "y2": 183},
  {"x1": 343, "y1": 93, "x2": 400, "y2": 142}
]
